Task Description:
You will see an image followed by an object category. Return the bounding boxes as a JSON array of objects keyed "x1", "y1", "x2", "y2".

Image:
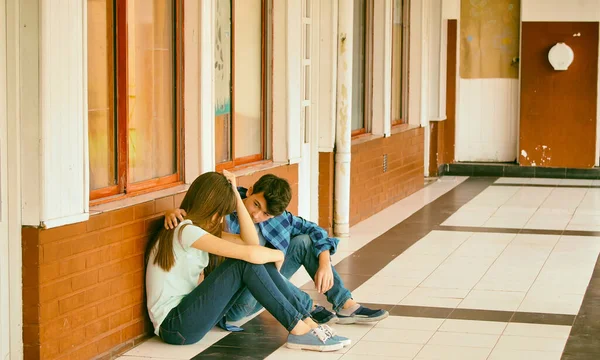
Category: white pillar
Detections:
[{"x1": 333, "y1": 0, "x2": 353, "y2": 237}]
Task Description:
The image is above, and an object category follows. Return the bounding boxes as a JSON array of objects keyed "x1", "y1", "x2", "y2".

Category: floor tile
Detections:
[
  {"x1": 458, "y1": 290, "x2": 526, "y2": 312},
  {"x1": 488, "y1": 349, "x2": 563, "y2": 360},
  {"x1": 362, "y1": 327, "x2": 435, "y2": 344},
  {"x1": 340, "y1": 355, "x2": 409, "y2": 360},
  {"x1": 346, "y1": 341, "x2": 423, "y2": 358},
  {"x1": 266, "y1": 347, "x2": 344, "y2": 360},
  {"x1": 503, "y1": 323, "x2": 571, "y2": 339},
  {"x1": 414, "y1": 344, "x2": 492, "y2": 360},
  {"x1": 427, "y1": 331, "x2": 500, "y2": 348},
  {"x1": 400, "y1": 288, "x2": 469, "y2": 308},
  {"x1": 494, "y1": 335, "x2": 568, "y2": 352},
  {"x1": 351, "y1": 284, "x2": 414, "y2": 305},
  {"x1": 438, "y1": 319, "x2": 507, "y2": 335},
  {"x1": 123, "y1": 336, "x2": 210, "y2": 359},
  {"x1": 374, "y1": 316, "x2": 444, "y2": 331}
]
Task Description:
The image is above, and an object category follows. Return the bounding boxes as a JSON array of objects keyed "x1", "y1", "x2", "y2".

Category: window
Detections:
[
  {"x1": 351, "y1": 0, "x2": 373, "y2": 137},
  {"x1": 87, "y1": 0, "x2": 183, "y2": 200},
  {"x1": 391, "y1": 0, "x2": 409, "y2": 125},
  {"x1": 215, "y1": 0, "x2": 270, "y2": 170}
]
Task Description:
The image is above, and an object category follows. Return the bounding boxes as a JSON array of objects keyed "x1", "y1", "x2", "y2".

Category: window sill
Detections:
[
  {"x1": 391, "y1": 123, "x2": 421, "y2": 135},
  {"x1": 90, "y1": 183, "x2": 189, "y2": 215},
  {"x1": 351, "y1": 133, "x2": 384, "y2": 146},
  {"x1": 228, "y1": 160, "x2": 289, "y2": 177}
]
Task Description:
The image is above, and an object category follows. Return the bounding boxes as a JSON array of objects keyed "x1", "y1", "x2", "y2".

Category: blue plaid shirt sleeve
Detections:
[{"x1": 286, "y1": 212, "x2": 339, "y2": 258}]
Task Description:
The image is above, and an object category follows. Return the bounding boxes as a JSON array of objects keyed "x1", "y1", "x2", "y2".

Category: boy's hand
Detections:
[
  {"x1": 314, "y1": 264, "x2": 334, "y2": 294},
  {"x1": 164, "y1": 209, "x2": 187, "y2": 229}
]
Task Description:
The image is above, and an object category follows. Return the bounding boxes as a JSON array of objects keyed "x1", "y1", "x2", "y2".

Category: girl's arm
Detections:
[
  {"x1": 223, "y1": 170, "x2": 259, "y2": 246},
  {"x1": 191, "y1": 232, "x2": 283, "y2": 264}
]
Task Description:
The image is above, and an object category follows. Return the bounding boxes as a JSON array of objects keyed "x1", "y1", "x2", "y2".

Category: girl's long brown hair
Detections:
[{"x1": 146, "y1": 172, "x2": 237, "y2": 275}]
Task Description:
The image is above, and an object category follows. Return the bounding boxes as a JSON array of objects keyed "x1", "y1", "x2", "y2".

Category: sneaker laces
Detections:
[
  {"x1": 319, "y1": 324, "x2": 337, "y2": 339},
  {"x1": 311, "y1": 327, "x2": 331, "y2": 344}
]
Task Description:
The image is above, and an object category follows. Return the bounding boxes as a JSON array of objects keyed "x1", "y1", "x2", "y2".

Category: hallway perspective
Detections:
[{"x1": 120, "y1": 176, "x2": 600, "y2": 359}]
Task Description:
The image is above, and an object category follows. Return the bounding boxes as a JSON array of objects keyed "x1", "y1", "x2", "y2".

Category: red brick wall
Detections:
[
  {"x1": 350, "y1": 127, "x2": 424, "y2": 226},
  {"x1": 318, "y1": 152, "x2": 335, "y2": 235},
  {"x1": 21, "y1": 165, "x2": 298, "y2": 360}
]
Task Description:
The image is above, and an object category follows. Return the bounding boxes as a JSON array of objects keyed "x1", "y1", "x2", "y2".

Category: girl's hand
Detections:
[
  {"x1": 223, "y1": 170, "x2": 237, "y2": 191},
  {"x1": 164, "y1": 209, "x2": 187, "y2": 229}
]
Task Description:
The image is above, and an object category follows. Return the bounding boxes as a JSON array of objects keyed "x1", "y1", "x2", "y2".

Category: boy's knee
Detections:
[{"x1": 289, "y1": 235, "x2": 311, "y2": 251}]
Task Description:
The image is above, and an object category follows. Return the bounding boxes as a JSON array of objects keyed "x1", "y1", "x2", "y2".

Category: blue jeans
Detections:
[
  {"x1": 158, "y1": 259, "x2": 310, "y2": 345},
  {"x1": 226, "y1": 235, "x2": 352, "y2": 322}
]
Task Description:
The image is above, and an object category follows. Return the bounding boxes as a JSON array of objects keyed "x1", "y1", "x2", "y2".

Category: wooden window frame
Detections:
[
  {"x1": 352, "y1": 0, "x2": 374, "y2": 139},
  {"x1": 391, "y1": 0, "x2": 410, "y2": 127},
  {"x1": 90, "y1": 0, "x2": 185, "y2": 202},
  {"x1": 216, "y1": 0, "x2": 270, "y2": 172}
]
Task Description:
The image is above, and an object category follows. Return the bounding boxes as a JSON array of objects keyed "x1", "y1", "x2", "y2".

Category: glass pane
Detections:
[
  {"x1": 391, "y1": 0, "x2": 403, "y2": 122},
  {"x1": 351, "y1": 0, "x2": 366, "y2": 131},
  {"x1": 127, "y1": 0, "x2": 176, "y2": 183},
  {"x1": 215, "y1": 0, "x2": 232, "y2": 163},
  {"x1": 88, "y1": 0, "x2": 117, "y2": 191},
  {"x1": 234, "y1": 0, "x2": 263, "y2": 159}
]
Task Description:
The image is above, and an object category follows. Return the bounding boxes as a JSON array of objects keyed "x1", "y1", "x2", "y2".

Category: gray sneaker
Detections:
[
  {"x1": 319, "y1": 324, "x2": 351, "y2": 347},
  {"x1": 286, "y1": 327, "x2": 344, "y2": 352}
]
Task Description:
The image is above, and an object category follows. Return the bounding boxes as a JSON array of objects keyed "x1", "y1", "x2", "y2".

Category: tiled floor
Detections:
[{"x1": 118, "y1": 177, "x2": 600, "y2": 359}]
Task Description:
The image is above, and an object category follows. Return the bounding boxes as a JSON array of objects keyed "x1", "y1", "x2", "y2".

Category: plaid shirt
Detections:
[{"x1": 225, "y1": 187, "x2": 339, "y2": 257}]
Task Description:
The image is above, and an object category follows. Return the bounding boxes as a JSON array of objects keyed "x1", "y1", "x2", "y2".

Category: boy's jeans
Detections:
[{"x1": 226, "y1": 235, "x2": 352, "y2": 322}]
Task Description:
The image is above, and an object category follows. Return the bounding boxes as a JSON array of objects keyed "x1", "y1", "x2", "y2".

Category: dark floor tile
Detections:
[
  {"x1": 511, "y1": 312, "x2": 575, "y2": 326},
  {"x1": 389, "y1": 305, "x2": 453, "y2": 319},
  {"x1": 563, "y1": 230, "x2": 600, "y2": 237},
  {"x1": 449, "y1": 308, "x2": 512, "y2": 322},
  {"x1": 566, "y1": 168, "x2": 600, "y2": 180},
  {"x1": 535, "y1": 167, "x2": 567, "y2": 178},
  {"x1": 435, "y1": 225, "x2": 520, "y2": 234},
  {"x1": 505, "y1": 165, "x2": 536, "y2": 178},
  {"x1": 215, "y1": 333, "x2": 287, "y2": 349},
  {"x1": 519, "y1": 228, "x2": 564, "y2": 236},
  {"x1": 359, "y1": 303, "x2": 396, "y2": 312},
  {"x1": 193, "y1": 346, "x2": 272, "y2": 359},
  {"x1": 472, "y1": 165, "x2": 505, "y2": 177}
]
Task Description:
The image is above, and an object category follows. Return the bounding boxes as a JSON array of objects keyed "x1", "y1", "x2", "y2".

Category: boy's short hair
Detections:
[{"x1": 252, "y1": 174, "x2": 292, "y2": 216}]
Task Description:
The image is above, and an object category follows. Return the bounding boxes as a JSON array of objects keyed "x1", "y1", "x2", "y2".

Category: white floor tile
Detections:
[
  {"x1": 266, "y1": 347, "x2": 344, "y2": 360},
  {"x1": 362, "y1": 327, "x2": 435, "y2": 344},
  {"x1": 438, "y1": 319, "x2": 507, "y2": 335},
  {"x1": 560, "y1": 179, "x2": 594, "y2": 186},
  {"x1": 458, "y1": 290, "x2": 526, "y2": 312},
  {"x1": 414, "y1": 344, "x2": 492, "y2": 360},
  {"x1": 347, "y1": 341, "x2": 423, "y2": 358},
  {"x1": 488, "y1": 349, "x2": 563, "y2": 360},
  {"x1": 351, "y1": 284, "x2": 413, "y2": 305},
  {"x1": 340, "y1": 355, "x2": 410, "y2": 360},
  {"x1": 123, "y1": 336, "x2": 210, "y2": 360},
  {"x1": 375, "y1": 316, "x2": 444, "y2": 331},
  {"x1": 494, "y1": 335, "x2": 568, "y2": 352},
  {"x1": 502, "y1": 323, "x2": 571, "y2": 339},
  {"x1": 400, "y1": 288, "x2": 469, "y2": 308},
  {"x1": 495, "y1": 178, "x2": 532, "y2": 185},
  {"x1": 518, "y1": 292, "x2": 584, "y2": 315},
  {"x1": 427, "y1": 331, "x2": 500, "y2": 348}
]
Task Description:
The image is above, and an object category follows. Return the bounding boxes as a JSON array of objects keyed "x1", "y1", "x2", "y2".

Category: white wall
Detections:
[
  {"x1": 453, "y1": 0, "x2": 520, "y2": 162},
  {"x1": 3, "y1": 0, "x2": 23, "y2": 357},
  {"x1": 20, "y1": 0, "x2": 89, "y2": 228},
  {"x1": 456, "y1": 80, "x2": 520, "y2": 161},
  {"x1": 522, "y1": 0, "x2": 600, "y2": 22}
]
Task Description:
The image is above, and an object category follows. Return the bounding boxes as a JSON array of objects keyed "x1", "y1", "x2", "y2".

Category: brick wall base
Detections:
[{"x1": 350, "y1": 128, "x2": 425, "y2": 226}]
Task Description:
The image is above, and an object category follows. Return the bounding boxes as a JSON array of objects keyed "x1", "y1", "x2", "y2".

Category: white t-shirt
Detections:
[{"x1": 146, "y1": 220, "x2": 209, "y2": 335}]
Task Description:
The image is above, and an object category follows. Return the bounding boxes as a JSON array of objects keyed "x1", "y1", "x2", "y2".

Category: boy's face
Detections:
[{"x1": 244, "y1": 187, "x2": 274, "y2": 223}]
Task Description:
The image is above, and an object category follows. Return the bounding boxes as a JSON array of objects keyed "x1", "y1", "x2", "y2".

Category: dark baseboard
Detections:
[{"x1": 438, "y1": 163, "x2": 600, "y2": 179}]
